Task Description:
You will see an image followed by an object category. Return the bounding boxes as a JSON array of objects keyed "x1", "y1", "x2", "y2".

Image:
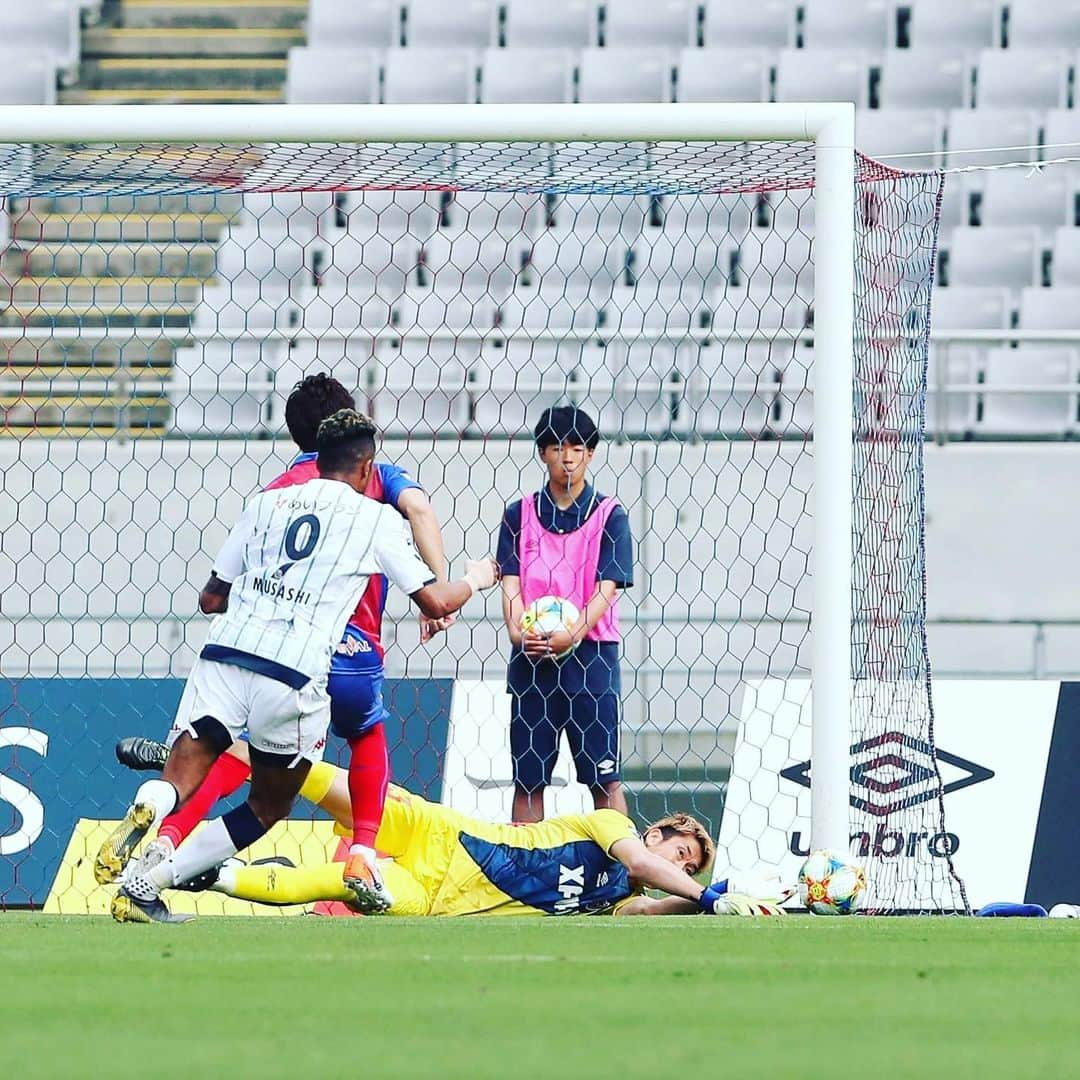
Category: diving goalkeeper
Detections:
[{"x1": 184, "y1": 761, "x2": 786, "y2": 917}]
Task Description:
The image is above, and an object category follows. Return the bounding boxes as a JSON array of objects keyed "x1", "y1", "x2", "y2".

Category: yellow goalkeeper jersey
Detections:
[{"x1": 374, "y1": 785, "x2": 642, "y2": 916}]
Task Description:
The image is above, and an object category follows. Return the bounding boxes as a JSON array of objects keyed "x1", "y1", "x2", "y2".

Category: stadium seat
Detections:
[
  {"x1": 974, "y1": 48, "x2": 1068, "y2": 109},
  {"x1": 1044, "y1": 109, "x2": 1080, "y2": 158},
  {"x1": 926, "y1": 345, "x2": 978, "y2": 435},
  {"x1": 946, "y1": 226, "x2": 1041, "y2": 287},
  {"x1": 1051, "y1": 227, "x2": 1080, "y2": 284},
  {"x1": 307, "y1": 0, "x2": 396, "y2": 48},
  {"x1": 170, "y1": 341, "x2": 281, "y2": 437},
  {"x1": 337, "y1": 190, "x2": 441, "y2": 243},
  {"x1": 7, "y1": 4, "x2": 80, "y2": 79},
  {"x1": 856, "y1": 109, "x2": 943, "y2": 167},
  {"x1": 710, "y1": 280, "x2": 812, "y2": 333},
  {"x1": 650, "y1": 193, "x2": 755, "y2": 242},
  {"x1": 676, "y1": 48, "x2": 771, "y2": 103},
  {"x1": 418, "y1": 229, "x2": 524, "y2": 299},
  {"x1": 907, "y1": 0, "x2": 998, "y2": 49},
  {"x1": 577, "y1": 48, "x2": 672, "y2": 103},
  {"x1": 701, "y1": 0, "x2": 793, "y2": 48},
  {"x1": 774, "y1": 49, "x2": 868, "y2": 107},
  {"x1": 441, "y1": 191, "x2": 544, "y2": 239},
  {"x1": 800, "y1": 0, "x2": 892, "y2": 49},
  {"x1": 382, "y1": 48, "x2": 477, "y2": 104},
  {"x1": 978, "y1": 346, "x2": 1077, "y2": 437},
  {"x1": 547, "y1": 193, "x2": 648, "y2": 242},
  {"x1": 0, "y1": 50, "x2": 55, "y2": 105},
  {"x1": 295, "y1": 279, "x2": 396, "y2": 333},
  {"x1": 932, "y1": 286, "x2": 1013, "y2": 330},
  {"x1": 496, "y1": 285, "x2": 600, "y2": 332},
  {"x1": 403, "y1": 0, "x2": 494, "y2": 47},
  {"x1": 521, "y1": 225, "x2": 627, "y2": 294},
  {"x1": 392, "y1": 288, "x2": 500, "y2": 332},
  {"x1": 878, "y1": 50, "x2": 968, "y2": 109},
  {"x1": 501, "y1": 0, "x2": 592, "y2": 47},
  {"x1": 629, "y1": 231, "x2": 739, "y2": 292},
  {"x1": 977, "y1": 168, "x2": 1069, "y2": 228},
  {"x1": 374, "y1": 337, "x2": 473, "y2": 436},
  {"x1": 286, "y1": 48, "x2": 378, "y2": 104},
  {"x1": 479, "y1": 48, "x2": 572, "y2": 103},
  {"x1": 687, "y1": 340, "x2": 782, "y2": 437},
  {"x1": 599, "y1": 284, "x2": 712, "y2": 333},
  {"x1": 945, "y1": 108, "x2": 1039, "y2": 168},
  {"x1": 1005, "y1": 0, "x2": 1080, "y2": 48},
  {"x1": 467, "y1": 338, "x2": 576, "y2": 436},
  {"x1": 1019, "y1": 286, "x2": 1080, "y2": 328},
  {"x1": 599, "y1": 0, "x2": 695, "y2": 48},
  {"x1": 610, "y1": 338, "x2": 690, "y2": 436}
]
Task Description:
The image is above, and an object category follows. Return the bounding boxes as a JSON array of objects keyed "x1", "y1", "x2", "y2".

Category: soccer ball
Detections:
[
  {"x1": 520, "y1": 595, "x2": 581, "y2": 658},
  {"x1": 798, "y1": 850, "x2": 867, "y2": 915}
]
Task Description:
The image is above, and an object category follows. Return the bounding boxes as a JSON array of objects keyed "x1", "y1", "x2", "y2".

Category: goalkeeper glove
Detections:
[{"x1": 698, "y1": 879, "x2": 731, "y2": 914}]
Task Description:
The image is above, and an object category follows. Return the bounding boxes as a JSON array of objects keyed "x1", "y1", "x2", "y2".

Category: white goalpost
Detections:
[{"x1": 0, "y1": 103, "x2": 967, "y2": 913}]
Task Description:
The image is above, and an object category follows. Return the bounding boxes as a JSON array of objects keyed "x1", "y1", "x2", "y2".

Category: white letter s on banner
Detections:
[{"x1": 0, "y1": 727, "x2": 49, "y2": 855}]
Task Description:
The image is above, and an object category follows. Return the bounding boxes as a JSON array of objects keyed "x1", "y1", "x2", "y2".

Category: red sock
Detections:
[
  {"x1": 157, "y1": 751, "x2": 251, "y2": 849},
  {"x1": 347, "y1": 724, "x2": 389, "y2": 849}
]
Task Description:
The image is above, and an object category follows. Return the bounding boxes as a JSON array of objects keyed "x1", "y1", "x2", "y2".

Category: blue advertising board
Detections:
[{"x1": 0, "y1": 677, "x2": 453, "y2": 907}]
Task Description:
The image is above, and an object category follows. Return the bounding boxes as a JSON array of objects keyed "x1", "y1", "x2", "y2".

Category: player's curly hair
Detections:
[
  {"x1": 315, "y1": 408, "x2": 378, "y2": 474},
  {"x1": 647, "y1": 812, "x2": 715, "y2": 875},
  {"x1": 285, "y1": 373, "x2": 356, "y2": 452}
]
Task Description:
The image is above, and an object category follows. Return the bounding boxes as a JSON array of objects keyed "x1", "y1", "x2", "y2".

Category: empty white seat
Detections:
[
  {"x1": 801, "y1": 0, "x2": 891, "y2": 48},
  {"x1": 978, "y1": 346, "x2": 1076, "y2": 436},
  {"x1": 710, "y1": 280, "x2": 812, "y2": 333},
  {"x1": 307, "y1": 0, "x2": 396, "y2": 48},
  {"x1": 577, "y1": 47, "x2": 672, "y2": 103},
  {"x1": 391, "y1": 288, "x2": 498, "y2": 332},
  {"x1": 382, "y1": 48, "x2": 476, "y2": 104},
  {"x1": 502, "y1": 0, "x2": 591, "y2": 46},
  {"x1": 1045, "y1": 108, "x2": 1080, "y2": 153},
  {"x1": 286, "y1": 47, "x2": 377, "y2": 104},
  {"x1": 270, "y1": 339, "x2": 372, "y2": 425},
  {"x1": 932, "y1": 286, "x2": 1012, "y2": 329},
  {"x1": 441, "y1": 191, "x2": 543, "y2": 239},
  {"x1": 7, "y1": 4, "x2": 79, "y2": 76},
  {"x1": 685, "y1": 341, "x2": 788, "y2": 437},
  {"x1": 335, "y1": 189, "x2": 441, "y2": 243},
  {"x1": 975, "y1": 48, "x2": 1067, "y2": 108},
  {"x1": 480, "y1": 47, "x2": 572, "y2": 103},
  {"x1": 648, "y1": 193, "x2": 755, "y2": 241},
  {"x1": 702, "y1": 0, "x2": 793, "y2": 47},
  {"x1": 467, "y1": 339, "x2": 581, "y2": 436},
  {"x1": 547, "y1": 193, "x2": 648, "y2": 240},
  {"x1": 945, "y1": 108, "x2": 1038, "y2": 168},
  {"x1": 600, "y1": 284, "x2": 712, "y2": 333},
  {"x1": 404, "y1": 0, "x2": 493, "y2": 47},
  {"x1": 0, "y1": 50, "x2": 55, "y2": 104},
  {"x1": 1051, "y1": 227, "x2": 1080, "y2": 285},
  {"x1": 676, "y1": 48, "x2": 770, "y2": 102},
  {"x1": 609, "y1": 339, "x2": 690, "y2": 436},
  {"x1": 630, "y1": 231, "x2": 738, "y2": 290},
  {"x1": 739, "y1": 229, "x2": 814, "y2": 291},
  {"x1": 520, "y1": 226, "x2": 627, "y2": 293},
  {"x1": 1019, "y1": 286, "x2": 1080, "y2": 328},
  {"x1": 857, "y1": 108, "x2": 943, "y2": 167},
  {"x1": 879, "y1": 50, "x2": 968, "y2": 109},
  {"x1": 926, "y1": 345, "x2": 978, "y2": 435},
  {"x1": 908, "y1": 0, "x2": 997, "y2": 48},
  {"x1": 417, "y1": 229, "x2": 524, "y2": 298},
  {"x1": 170, "y1": 341, "x2": 281, "y2": 437},
  {"x1": 600, "y1": 0, "x2": 694, "y2": 48},
  {"x1": 774, "y1": 49, "x2": 867, "y2": 107},
  {"x1": 374, "y1": 337, "x2": 473, "y2": 436},
  {"x1": 1006, "y1": 0, "x2": 1080, "y2": 48},
  {"x1": 496, "y1": 286, "x2": 600, "y2": 332},
  {"x1": 978, "y1": 168, "x2": 1069, "y2": 228},
  {"x1": 295, "y1": 280, "x2": 394, "y2": 333},
  {"x1": 946, "y1": 226, "x2": 1040, "y2": 287}
]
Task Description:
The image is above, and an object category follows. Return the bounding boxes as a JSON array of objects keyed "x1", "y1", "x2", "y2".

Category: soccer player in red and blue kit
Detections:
[{"x1": 119, "y1": 374, "x2": 451, "y2": 910}]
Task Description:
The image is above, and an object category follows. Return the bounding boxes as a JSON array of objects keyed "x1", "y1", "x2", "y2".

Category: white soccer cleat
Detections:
[{"x1": 120, "y1": 837, "x2": 174, "y2": 885}]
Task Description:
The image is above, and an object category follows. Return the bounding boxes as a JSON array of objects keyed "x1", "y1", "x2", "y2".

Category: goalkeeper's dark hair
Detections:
[
  {"x1": 534, "y1": 405, "x2": 600, "y2": 451},
  {"x1": 285, "y1": 373, "x2": 356, "y2": 452},
  {"x1": 315, "y1": 409, "x2": 378, "y2": 475}
]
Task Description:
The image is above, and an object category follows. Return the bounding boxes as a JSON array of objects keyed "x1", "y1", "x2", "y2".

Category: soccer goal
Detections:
[{"x1": 0, "y1": 103, "x2": 965, "y2": 914}]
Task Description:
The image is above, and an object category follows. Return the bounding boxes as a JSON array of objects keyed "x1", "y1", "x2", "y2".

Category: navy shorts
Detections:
[
  {"x1": 510, "y1": 691, "x2": 621, "y2": 792},
  {"x1": 327, "y1": 626, "x2": 388, "y2": 740}
]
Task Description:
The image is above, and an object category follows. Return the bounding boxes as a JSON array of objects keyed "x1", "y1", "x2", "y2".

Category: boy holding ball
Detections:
[{"x1": 496, "y1": 406, "x2": 634, "y2": 822}]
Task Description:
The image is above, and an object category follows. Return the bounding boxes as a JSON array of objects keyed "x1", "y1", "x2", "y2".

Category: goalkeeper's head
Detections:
[
  {"x1": 315, "y1": 409, "x2": 379, "y2": 494},
  {"x1": 286, "y1": 373, "x2": 356, "y2": 452},
  {"x1": 643, "y1": 812, "x2": 715, "y2": 878}
]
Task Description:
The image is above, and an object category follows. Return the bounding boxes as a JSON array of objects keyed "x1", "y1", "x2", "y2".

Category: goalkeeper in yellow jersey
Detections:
[{"x1": 184, "y1": 761, "x2": 787, "y2": 917}]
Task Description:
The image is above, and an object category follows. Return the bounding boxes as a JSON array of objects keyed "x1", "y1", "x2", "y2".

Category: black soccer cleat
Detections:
[{"x1": 115, "y1": 736, "x2": 169, "y2": 772}]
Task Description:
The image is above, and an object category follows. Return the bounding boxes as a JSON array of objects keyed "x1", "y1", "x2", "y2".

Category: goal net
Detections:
[{"x1": 0, "y1": 119, "x2": 967, "y2": 914}]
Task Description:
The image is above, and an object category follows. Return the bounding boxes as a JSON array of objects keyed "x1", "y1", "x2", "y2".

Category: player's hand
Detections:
[
  {"x1": 464, "y1": 557, "x2": 500, "y2": 591},
  {"x1": 420, "y1": 611, "x2": 456, "y2": 643},
  {"x1": 522, "y1": 627, "x2": 574, "y2": 659}
]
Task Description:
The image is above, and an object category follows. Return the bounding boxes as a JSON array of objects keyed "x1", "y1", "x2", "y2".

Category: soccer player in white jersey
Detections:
[{"x1": 100, "y1": 409, "x2": 499, "y2": 924}]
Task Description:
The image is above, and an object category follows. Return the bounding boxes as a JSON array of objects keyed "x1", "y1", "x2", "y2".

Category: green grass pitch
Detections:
[{"x1": 4, "y1": 914, "x2": 1079, "y2": 1078}]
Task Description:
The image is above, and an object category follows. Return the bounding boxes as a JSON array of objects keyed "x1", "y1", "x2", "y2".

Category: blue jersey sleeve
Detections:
[
  {"x1": 597, "y1": 503, "x2": 633, "y2": 588},
  {"x1": 497, "y1": 500, "x2": 524, "y2": 577},
  {"x1": 375, "y1": 463, "x2": 424, "y2": 514}
]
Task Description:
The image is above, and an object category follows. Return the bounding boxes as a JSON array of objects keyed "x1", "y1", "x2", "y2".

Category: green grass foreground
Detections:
[{"x1": 3, "y1": 913, "x2": 1079, "y2": 1078}]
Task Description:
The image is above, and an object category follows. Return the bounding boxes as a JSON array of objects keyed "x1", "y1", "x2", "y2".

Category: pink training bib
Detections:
[{"x1": 518, "y1": 492, "x2": 620, "y2": 642}]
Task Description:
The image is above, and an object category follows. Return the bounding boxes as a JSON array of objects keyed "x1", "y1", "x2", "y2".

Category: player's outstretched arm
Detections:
[
  {"x1": 615, "y1": 894, "x2": 700, "y2": 916},
  {"x1": 397, "y1": 488, "x2": 455, "y2": 642},
  {"x1": 411, "y1": 558, "x2": 500, "y2": 620}
]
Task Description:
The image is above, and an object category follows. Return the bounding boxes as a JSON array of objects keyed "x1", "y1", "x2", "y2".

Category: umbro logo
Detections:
[{"x1": 780, "y1": 731, "x2": 994, "y2": 818}]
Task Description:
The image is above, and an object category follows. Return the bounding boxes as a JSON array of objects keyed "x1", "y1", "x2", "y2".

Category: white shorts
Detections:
[{"x1": 168, "y1": 658, "x2": 330, "y2": 765}]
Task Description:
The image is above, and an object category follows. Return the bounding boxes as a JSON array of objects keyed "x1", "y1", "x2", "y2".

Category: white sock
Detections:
[
  {"x1": 147, "y1": 817, "x2": 239, "y2": 890},
  {"x1": 212, "y1": 864, "x2": 238, "y2": 895},
  {"x1": 133, "y1": 778, "x2": 178, "y2": 823},
  {"x1": 350, "y1": 843, "x2": 377, "y2": 867}
]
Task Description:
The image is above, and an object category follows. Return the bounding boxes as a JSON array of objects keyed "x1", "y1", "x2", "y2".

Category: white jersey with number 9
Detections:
[{"x1": 202, "y1": 478, "x2": 435, "y2": 687}]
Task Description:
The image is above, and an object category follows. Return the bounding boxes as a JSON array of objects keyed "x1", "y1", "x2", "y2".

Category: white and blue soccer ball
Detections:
[
  {"x1": 798, "y1": 850, "x2": 867, "y2": 915},
  {"x1": 520, "y1": 595, "x2": 581, "y2": 658}
]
